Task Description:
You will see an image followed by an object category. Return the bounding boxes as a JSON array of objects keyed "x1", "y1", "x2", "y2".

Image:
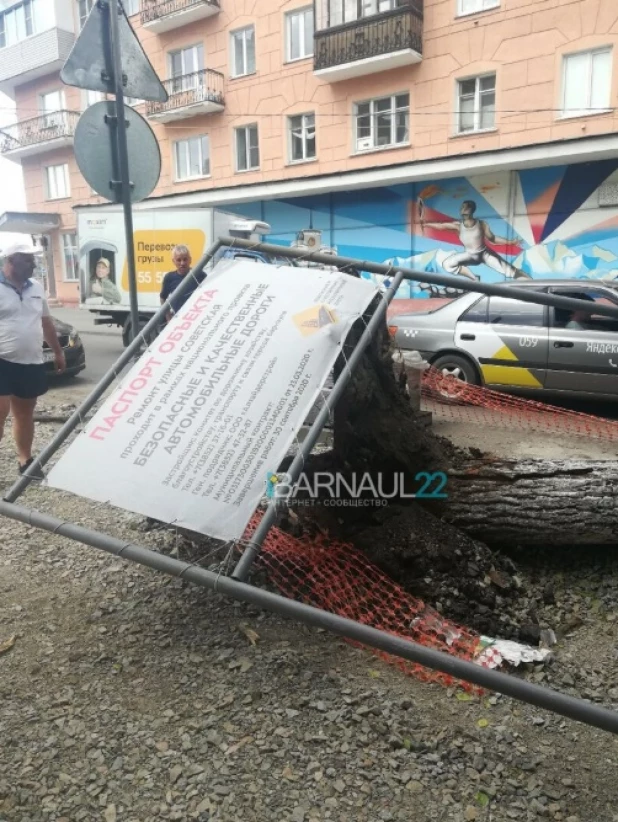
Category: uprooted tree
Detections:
[
  {"x1": 280, "y1": 294, "x2": 617, "y2": 638},
  {"x1": 157, "y1": 288, "x2": 612, "y2": 640},
  {"x1": 323, "y1": 295, "x2": 617, "y2": 547}
]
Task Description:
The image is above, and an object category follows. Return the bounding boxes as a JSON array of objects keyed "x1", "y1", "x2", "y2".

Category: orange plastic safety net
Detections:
[
  {"x1": 243, "y1": 515, "x2": 483, "y2": 692},
  {"x1": 420, "y1": 365, "x2": 618, "y2": 441},
  {"x1": 236, "y1": 367, "x2": 607, "y2": 691}
]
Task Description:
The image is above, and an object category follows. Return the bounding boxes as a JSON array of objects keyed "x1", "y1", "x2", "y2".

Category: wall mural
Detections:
[{"x1": 235, "y1": 160, "x2": 618, "y2": 299}]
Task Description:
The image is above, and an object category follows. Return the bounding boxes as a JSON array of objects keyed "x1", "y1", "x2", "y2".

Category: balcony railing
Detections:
[
  {"x1": 146, "y1": 69, "x2": 224, "y2": 121},
  {"x1": 314, "y1": 3, "x2": 423, "y2": 75},
  {"x1": 0, "y1": 110, "x2": 80, "y2": 156},
  {"x1": 141, "y1": 0, "x2": 220, "y2": 26}
]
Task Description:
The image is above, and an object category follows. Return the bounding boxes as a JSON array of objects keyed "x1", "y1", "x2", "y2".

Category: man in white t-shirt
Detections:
[{"x1": 0, "y1": 243, "x2": 65, "y2": 476}]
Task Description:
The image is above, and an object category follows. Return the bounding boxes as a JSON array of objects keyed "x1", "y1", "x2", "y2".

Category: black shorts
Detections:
[{"x1": 0, "y1": 358, "x2": 48, "y2": 400}]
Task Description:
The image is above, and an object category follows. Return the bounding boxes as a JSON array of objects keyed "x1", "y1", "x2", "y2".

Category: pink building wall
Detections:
[{"x1": 10, "y1": 0, "x2": 618, "y2": 303}]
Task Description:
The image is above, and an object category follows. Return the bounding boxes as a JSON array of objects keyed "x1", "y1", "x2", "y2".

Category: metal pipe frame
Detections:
[
  {"x1": 3, "y1": 239, "x2": 224, "y2": 503},
  {"x1": 217, "y1": 237, "x2": 618, "y2": 321},
  {"x1": 1, "y1": 497, "x2": 618, "y2": 735},
  {"x1": 232, "y1": 267, "x2": 407, "y2": 580},
  {"x1": 4, "y1": 238, "x2": 618, "y2": 731}
]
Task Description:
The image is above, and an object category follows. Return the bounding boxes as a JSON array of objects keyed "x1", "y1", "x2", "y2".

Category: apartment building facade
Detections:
[{"x1": 1, "y1": 0, "x2": 618, "y2": 304}]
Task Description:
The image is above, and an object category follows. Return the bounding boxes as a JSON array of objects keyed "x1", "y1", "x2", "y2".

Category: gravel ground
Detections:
[{"x1": 2, "y1": 406, "x2": 618, "y2": 822}]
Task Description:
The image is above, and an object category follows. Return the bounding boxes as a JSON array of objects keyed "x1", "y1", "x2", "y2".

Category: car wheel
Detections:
[{"x1": 431, "y1": 354, "x2": 479, "y2": 402}]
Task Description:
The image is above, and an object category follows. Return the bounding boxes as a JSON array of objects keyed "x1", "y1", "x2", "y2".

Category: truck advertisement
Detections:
[{"x1": 77, "y1": 210, "x2": 212, "y2": 311}]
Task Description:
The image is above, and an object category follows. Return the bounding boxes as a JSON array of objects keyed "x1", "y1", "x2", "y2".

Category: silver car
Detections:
[{"x1": 389, "y1": 279, "x2": 618, "y2": 401}]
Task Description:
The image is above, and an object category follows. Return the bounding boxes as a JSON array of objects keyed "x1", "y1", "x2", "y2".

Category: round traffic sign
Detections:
[{"x1": 74, "y1": 101, "x2": 161, "y2": 203}]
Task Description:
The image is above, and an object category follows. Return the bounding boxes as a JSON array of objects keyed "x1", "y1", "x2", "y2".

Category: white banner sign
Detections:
[{"x1": 48, "y1": 261, "x2": 378, "y2": 540}]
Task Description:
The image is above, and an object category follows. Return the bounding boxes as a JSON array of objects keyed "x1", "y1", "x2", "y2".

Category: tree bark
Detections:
[{"x1": 444, "y1": 459, "x2": 618, "y2": 546}]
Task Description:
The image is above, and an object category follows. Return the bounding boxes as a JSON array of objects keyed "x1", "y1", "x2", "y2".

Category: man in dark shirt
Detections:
[{"x1": 159, "y1": 244, "x2": 206, "y2": 322}]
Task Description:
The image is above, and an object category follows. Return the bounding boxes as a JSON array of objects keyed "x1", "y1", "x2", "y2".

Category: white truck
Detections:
[
  {"x1": 76, "y1": 207, "x2": 280, "y2": 346},
  {"x1": 77, "y1": 207, "x2": 342, "y2": 345}
]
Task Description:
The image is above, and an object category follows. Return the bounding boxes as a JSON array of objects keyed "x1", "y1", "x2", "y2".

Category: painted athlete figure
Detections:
[{"x1": 421, "y1": 200, "x2": 531, "y2": 281}]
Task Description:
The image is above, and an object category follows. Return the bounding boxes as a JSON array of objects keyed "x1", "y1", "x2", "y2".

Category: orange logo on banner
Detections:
[
  {"x1": 121, "y1": 229, "x2": 206, "y2": 293},
  {"x1": 292, "y1": 304, "x2": 338, "y2": 337}
]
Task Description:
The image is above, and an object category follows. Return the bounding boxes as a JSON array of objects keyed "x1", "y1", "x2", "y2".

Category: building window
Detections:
[
  {"x1": 78, "y1": 0, "x2": 95, "y2": 28},
  {"x1": 0, "y1": 0, "x2": 38, "y2": 48},
  {"x1": 457, "y1": 74, "x2": 496, "y2": 133},
  {"x1": 45, "y1": 164, "x2": 70, "y2": 200},
  {"x1": 83, "y1": 89, "x2": 103, "y2": 109},
  {"x1": 231, "y1": 26, "x2": 256, "y2": 78},
  {"x1": 169, "y1": 44, "x2": 204, "y2": 92},
  {"x1": 40, "y1": 89, "x2": 65, "y2": 128},
  {"x1": 562, "y1": 48, "x2": 612, "y2": 117},
  {"x1": 286, "y1": 7, "x2": 314, "y2": 61},
  {"x1": 289, "y1": 113, "x2": 316, "y2": 162},
  {"x1": 61, "y1": 233, "x2": 79, "y2": 282},
  {"x1": 235, "y1": 124, "x2": 259, "y2": 171},
  {"x1": 319, "y1": 0, "x2": 402, "y2": 28},
  {"x1": 354, "y1": 93, "x2": 409, "y2": 152},
  {"x1": 174, "y1": 136, "x2": 210, "y2": 180},
  {"x1": 457, "y1": 0, "x2": 499, "y2": 16},
  {"x1": 23, "y1": 0, "x2": 32, "y2": 33}
]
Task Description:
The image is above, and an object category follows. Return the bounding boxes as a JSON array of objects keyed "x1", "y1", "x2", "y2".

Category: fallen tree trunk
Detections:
[
  {"x1": 296, "y1": 450, "x2": 618, "y2": 547},
  {"x1": 445, "y1": 459, "x2": 618, "y2": 546},
  {"x1": 324, "y1": 310, "x2": 617, "y2": 547}
]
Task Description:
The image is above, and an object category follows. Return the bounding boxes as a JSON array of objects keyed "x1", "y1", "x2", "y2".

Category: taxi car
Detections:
[{"x1": 389, "y1": 279, "x2": 618, "y2": 400}]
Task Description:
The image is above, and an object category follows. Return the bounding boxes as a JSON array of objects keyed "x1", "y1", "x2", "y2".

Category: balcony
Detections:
[
  {"x1": 0, "y1": 111, "x2": 80, "y2": 161},
  {"x1": 0, "y1": 27, "x2": 75, "y2": 98},
  {"x1": 146, "y1": 69, "x2": 224, "y2": 123},
  {"x1": 140, "y1": 0, "x2": 219, "y2": 33},
  {"x1": 314, "y1": 2, "x2": 423, "y2": 82}
]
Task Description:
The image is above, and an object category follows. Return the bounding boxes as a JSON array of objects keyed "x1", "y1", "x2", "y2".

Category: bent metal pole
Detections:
[
  {"x1": 217, "y1": 238, "x2": 618, "y2": 321},
  {"x1": 232, "y1": 268, "x2": 407, "y2": 581},
  {"x1": 1, "y1": 499, "x2": 618, "y2": 736},
  {"x1": 3, "y1": 240, "x2": 225, "y2": 504}
]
